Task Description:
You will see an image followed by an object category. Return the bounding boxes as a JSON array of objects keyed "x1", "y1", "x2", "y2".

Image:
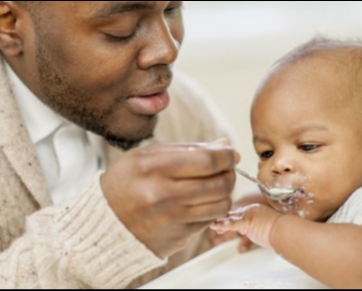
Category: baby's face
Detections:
[{"x1": 251, "y1": 62, "x2": 362, "y2": 221}]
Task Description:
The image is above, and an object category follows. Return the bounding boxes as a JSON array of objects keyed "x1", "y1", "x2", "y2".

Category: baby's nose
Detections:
[{"x1": 271, "y1": 157, "x2": 295, "y2": 175}]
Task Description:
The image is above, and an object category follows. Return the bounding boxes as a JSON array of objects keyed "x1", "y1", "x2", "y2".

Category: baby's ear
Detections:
[{"x1": 0, "y1": 2, "x2": 26, "y2": 57}]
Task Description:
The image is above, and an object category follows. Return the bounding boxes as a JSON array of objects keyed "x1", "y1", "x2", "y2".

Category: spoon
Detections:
[{"x1": 235, "y1": 168, "x2": 296, "y2": 201}]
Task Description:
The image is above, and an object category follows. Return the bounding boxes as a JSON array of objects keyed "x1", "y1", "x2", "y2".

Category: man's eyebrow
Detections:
[{"x1": 93, "y1": 1, "x2": 156, "y2": 18}]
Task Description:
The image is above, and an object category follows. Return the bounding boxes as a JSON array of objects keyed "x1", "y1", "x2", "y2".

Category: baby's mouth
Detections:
[
  {"x1": 279, "y1": 188, "x2": 308, "y2": 206},
  {"x1": 275, "y1": 188, "x2": 315, "y2": 219},
  {"x1": 267, "y1": 178, "x2": 309, "y2": 202}
]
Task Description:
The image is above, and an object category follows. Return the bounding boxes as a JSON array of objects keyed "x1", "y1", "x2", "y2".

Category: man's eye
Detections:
[
  {"x1": 104, "y1": 32, "x2": 136, "y2": 43},
  {"x1": 165, "y1": 3, "x2": 183, "y2": 15},
  {"x1": 260, "y1": 151, "x2": 274, "y2": 160},
  {"x1": 299, "y1": 144, "x2": 320, "y2": 152}
]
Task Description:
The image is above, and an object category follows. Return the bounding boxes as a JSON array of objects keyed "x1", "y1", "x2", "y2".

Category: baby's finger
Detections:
[
  {"x1": 213, "y1": 231, "x2": 239, "y2": 246},
  {"x1": 211, "y1": 216, "x2": 246, "y2": 233},
  {"x1": 238, "y1": 236, "x2": 253, "y2": 253}
]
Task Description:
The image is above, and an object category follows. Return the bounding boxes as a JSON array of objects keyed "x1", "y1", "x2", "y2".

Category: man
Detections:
[{"x1": 0, "y1": 1, "x2": 239, "y2": 289}]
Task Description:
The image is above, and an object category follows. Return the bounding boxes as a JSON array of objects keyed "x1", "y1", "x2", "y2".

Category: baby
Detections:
[{"x1": 211, "y1": 38, "x2": 362, "y2": 289}]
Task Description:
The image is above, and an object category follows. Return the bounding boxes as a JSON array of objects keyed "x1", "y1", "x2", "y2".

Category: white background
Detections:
[{"x1": 174, "y1": 1, "x2": 362, "y2": 196}]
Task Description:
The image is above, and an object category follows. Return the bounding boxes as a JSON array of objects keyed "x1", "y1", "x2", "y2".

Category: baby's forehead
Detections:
[
  {"x1": 276, "y1": 40, "x2": 362, "y2": 69},
  {"x1": 252, "y1": 41, "x2": 362, "y2": 131},
  {"x1": 272, "y1": 45, "x2": 362, "y2": 90},
  {"x1": 257, "y1": 51, "x2": 356, "y2": 106},
  {"x1": 253, "y1": 64, "x2": 361, "y2": 124}
]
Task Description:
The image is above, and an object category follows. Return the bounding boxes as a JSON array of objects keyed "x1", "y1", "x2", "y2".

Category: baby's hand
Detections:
[
  {"x1": 210, "y1": 204, "x2": 282, "y2": 248},
  {"x1": 208, "y1": 228, "x2": 253, "y2": 253}
]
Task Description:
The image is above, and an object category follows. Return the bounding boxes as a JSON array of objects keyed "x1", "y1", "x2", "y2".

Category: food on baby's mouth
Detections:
[{"x1": 268, "y1": 188, "x2": 295, "y2": 196}]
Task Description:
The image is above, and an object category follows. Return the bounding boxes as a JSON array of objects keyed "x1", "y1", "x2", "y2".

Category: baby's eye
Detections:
[
  {"x1": 299, "y1": 144, "x2": 320, "y2": 152},
  {"x1": 260, "y1": 151, "x2": 274, "y2": 160}
]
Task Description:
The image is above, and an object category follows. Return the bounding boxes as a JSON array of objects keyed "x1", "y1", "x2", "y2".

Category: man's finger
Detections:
[
  {"x1": 210, "y1": 138, "x2": 231, "y2": 147},
  {"x1": 180, "y1": 198, "x2": 232, "y2": 223},
  {"x1": 185, "y1": 221, "x2": 214, "y2": 237},
  {"x1": 173, "y1": 171, "x2": 236, "y2": 204},
  {"x1": 137, "y1": 145, "x2": 239, "y2": 179}
]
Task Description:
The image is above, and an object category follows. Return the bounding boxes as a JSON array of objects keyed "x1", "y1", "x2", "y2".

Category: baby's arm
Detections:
[{"x1": 211, "y1": 204, "x2": 362, "y2": 289}]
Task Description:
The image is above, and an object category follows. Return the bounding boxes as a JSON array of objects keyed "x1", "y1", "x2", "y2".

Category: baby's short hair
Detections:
[
  {"x1": 271, "y1": 38, "x2": 362, "y2": 131},
  {"x1": 274, "y1": 37, "x2": 362, "y2": 92},
  {"x1": 278, "y1": 37, "x2": 362, "y2": 62}
]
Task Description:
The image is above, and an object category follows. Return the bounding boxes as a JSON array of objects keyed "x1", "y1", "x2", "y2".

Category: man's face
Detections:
[
  {"x1": 16, "y1": 1, "x2": 184, "y2": 149},
  {"x1": 251, "y1": 60, "x2": 362, "y2": 221}
]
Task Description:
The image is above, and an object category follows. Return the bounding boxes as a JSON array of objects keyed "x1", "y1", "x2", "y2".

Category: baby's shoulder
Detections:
[{"x1": 328, "y1": 188, "x2": 362, "y2": 225}]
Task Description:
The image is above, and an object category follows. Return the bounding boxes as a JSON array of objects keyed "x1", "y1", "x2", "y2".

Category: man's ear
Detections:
[{"x1": 0, "y1": 1, "x2": 24, "y2": 57}]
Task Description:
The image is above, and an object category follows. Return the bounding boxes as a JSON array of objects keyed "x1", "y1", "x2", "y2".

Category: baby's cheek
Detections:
[
  {"x1": 257, "y1": 170, "x2": 270, "y2": 186},
  {"x1": 309, "y1": 185, "x2": 345, "y2": 221},
  {"x1": 310, "y1": 200, "x2": 341, "y2": 222},
  {"x1": 294, "y1": 198, "x2": 334, "y2": 222}
]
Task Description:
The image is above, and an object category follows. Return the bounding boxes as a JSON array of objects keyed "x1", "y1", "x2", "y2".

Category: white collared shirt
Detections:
[{"x1": 6, "y1": 64, "x2": 106, "y2": 206}]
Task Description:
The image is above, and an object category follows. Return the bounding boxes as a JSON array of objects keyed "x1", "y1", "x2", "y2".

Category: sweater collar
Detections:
[{"x1": 0, "y1": 59, "x2": 51, "y2": 208}]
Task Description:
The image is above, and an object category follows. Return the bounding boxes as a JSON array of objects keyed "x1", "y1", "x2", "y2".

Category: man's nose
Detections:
[
  {"x1": 137, "y1": 20, "x2": 180, "y2": 69},
  {"x1": 271, "y1": 156, "x2": 295, "y2": 176}
]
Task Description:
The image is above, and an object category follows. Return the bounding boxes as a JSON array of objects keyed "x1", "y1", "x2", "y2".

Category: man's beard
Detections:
[
  {"x1": 103, "y1": 132, "x2": 153, "y2": 151},
  {"x1": 33, "y1": 42, "x2": 155, "y2": 151}
]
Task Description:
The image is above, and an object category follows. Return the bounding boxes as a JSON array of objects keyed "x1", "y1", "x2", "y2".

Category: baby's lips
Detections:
[
  {"x1": 272, "y1": 173, "x2": 310, "y2": 189},
  {"x1": 281, "y1": 188, "x2": 311, "y2": 207},
  {"x1": 269, "y1": 179, "x2": 303, "y2": 191}
]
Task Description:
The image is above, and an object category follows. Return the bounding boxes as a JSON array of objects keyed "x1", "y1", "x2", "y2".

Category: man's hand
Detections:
[
  {"x1": 210, "y1": 204, "x2": 282, "y2": 248},
  {"x1": 101, "y1": 141, "x2": 239, "y2": 259}
]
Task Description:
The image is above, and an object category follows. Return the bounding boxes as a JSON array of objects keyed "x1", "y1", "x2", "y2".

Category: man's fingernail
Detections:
[
  {"x1": 212, "y1": 138, "x2": 229, "y2": 145},
  {"x1": 209, "y1": 138, "x2": 230, "y2": 149}
]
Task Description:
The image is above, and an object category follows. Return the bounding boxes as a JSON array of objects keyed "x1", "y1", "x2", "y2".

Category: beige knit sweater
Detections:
[{"x1": 0, "y1": 58, "x2": 234, "y2": 289}]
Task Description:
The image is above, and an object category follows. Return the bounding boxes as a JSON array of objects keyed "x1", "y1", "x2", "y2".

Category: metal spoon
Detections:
[{"x1": 235, "y1": 168, "x2": 296, "y2": 201}]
